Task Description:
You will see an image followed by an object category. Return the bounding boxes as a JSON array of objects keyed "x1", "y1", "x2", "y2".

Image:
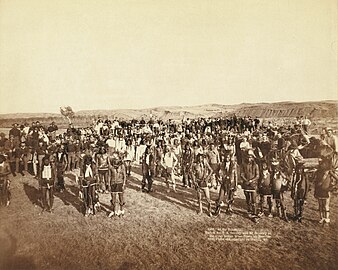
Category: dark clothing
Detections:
[
  {"x1": 314, "y1": 170, "x2": 333, "y2": 199},
  {"x1": 258, "y1": 170, "x2": 272, "y2": 195},
  {"x1": 9, "y1": 127, "x2": 21, "y2": 138},
  {"x1": 36, "y1": 145, "x2": 47, "y2": 156},
  {"x1": 240, "y1": 162, "x2": 260, "y2": 191}
]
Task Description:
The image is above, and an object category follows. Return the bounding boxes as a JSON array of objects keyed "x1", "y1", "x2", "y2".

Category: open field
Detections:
[{"x1": 0, "y1": 165, "x2": 337, "y2": 270}]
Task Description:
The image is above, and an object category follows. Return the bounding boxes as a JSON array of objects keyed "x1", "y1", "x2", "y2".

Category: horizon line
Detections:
[{"x1": 0, "y1": 99, "x2": 337, "y2": 116}]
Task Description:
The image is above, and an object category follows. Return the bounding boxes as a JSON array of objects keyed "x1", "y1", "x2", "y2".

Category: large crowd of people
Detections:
[{"x1": 0, "y1": 115, "x2": 337, "y2": 224}]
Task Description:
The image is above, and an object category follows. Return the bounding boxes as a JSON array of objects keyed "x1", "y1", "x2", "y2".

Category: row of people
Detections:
[{"x1": 0, "y1": 117, "x2": 336, "y2": 224}]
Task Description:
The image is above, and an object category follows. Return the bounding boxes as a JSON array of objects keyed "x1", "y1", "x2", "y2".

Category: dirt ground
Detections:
[{"x1": 0, "y1": 165, "x2": 337, "y2": 270}]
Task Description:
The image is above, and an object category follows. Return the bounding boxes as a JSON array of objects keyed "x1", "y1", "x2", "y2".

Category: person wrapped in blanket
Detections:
[
  {"x1": 240, "y1": 150, "x2": 260, "y2": 223},
  {"x1": 192, "y1": 153, "x2": 213, "y2": 217},
  {"x1": 214, "y1": 154, "x2": 238, "y2": 217},
  {"x1": 39, "y1": 155, "x2": 56, "y2": 213},
  {"x1": 80, "y1": 155, "x2": 99, "y2": 216}
]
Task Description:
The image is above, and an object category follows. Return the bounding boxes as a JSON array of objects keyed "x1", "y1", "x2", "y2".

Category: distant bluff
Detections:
[{"x1": 0, "y1": 101, "x2": 336, "y2": 128}]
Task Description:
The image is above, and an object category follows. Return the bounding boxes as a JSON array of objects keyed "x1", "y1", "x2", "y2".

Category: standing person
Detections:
[
  {"x1": 106, "y1": 134, "x2": 116, "y2": 155},
  {"x1": 259, "y1": 134, "x2": 271, "y2": 160},
  {"x1": 36, "y1": 140, "x2": 47, "y2": 176},
  {"x1": 207, "y1": 142, "x2": 221, "y2": 189},
  {"x1": 271, "y1": 159, "x2": 290, "y2": 222},
  {"x1": 155, "y1": 140, "x2": 164, "y2": 177},
  {"x1": 224, "y1": 136, "x2": 236, "y2": 158},
  {"x1": 276, "y1": 133, "x2": 286, "y2": 158},
  {"x1": 215, "y1": 155, "x2": 238, "y2": 216},
  {"x1": 240, "y1": 151, "x2": 260, "y2": 223},
  {"x1": 80, "y1": 155, "x2": 98, "y2": 216},
  {"x1": 0, "y1": 154, "x2": 11, "y2": 206},
  {"x1": 162, "y1": 146, "x2": 178, "y2": 193},
  {"x1": 136, "y1": 140, "x2": 147, "y2": 165},
  {"x1": 301, "y1": 116, "x2": 311, "y2": 134},
  {"x1": 95, "y1": 146, "x2": 110, "y2": 193},
  {"x1": 325, "y1": 128, "x2": 337, "y2": 152},
  {"x1": 54, "y1": 146, "x2": 68, "y2": 192},
  {"x1": 192, "y1": 153, "x2": 213, "y2": 216},
  {"x1": 15, "y1": 142, "x2": 30, "y2": 176},
  {"x1": 39, "y1": 155, "x2": 56, "y2": 213},
  {"x1": 66, "y1": 137, "x2": 77, "y2": 171},
  {"x1": 124, "y1": 139, "x2": 135, "y2": 176},
  {"x1": 0, "y1": 132, "x2": 7, "y2": 153},
  {"x1": 9, "y1": 123, "x2": 21, "y2": 144},
  {"x1": 4, "y1": 135, "x2": 18, "y2": 176},
  {"x1": 74, "y1": 139, "x2": 81, "y2": 170},
  {"x1": 182, "y1": 142, "x2": 194, "y2": 188},
  {"x1": 257, "y1": 162, "x2": 273, "y2": 217},
  {"x1": 47, "y1": 122, "x2": 58, "y2": 141},
  {"x1": 172, "y1": 138, "x2": 182, "y2": 176},
  {"x1": 314, "y1": 157, "x2": 337, "y2": 224},
  {"x1": 108, "y1": 153, "x2": 127, "y2": 218},
  {"x1": 238, "y1": 136, "x2": 250, "y2": 165},
  {"x1": 141, "y1": 146, "x2": 155, "y2": 192}
]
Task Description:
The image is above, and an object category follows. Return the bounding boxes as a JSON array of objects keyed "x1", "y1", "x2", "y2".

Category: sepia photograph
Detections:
[{"x1": 0, "y1": 0, "x2": 337, "y2": 269}]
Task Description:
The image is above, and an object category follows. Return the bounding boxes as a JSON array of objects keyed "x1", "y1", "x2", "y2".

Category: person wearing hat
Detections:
[
  {"x1": 15, "y1": 141, "x2": 30, "y2": 176},
  {"x1": 47, "y1": 122, "x2": 58, "y2": 141},
  {"x1": 29, "y1": 126, "x2": 40, "y2": 150},
  {"x1": 39, "y1": 155, "x2": 56, "y2": 213},
  {"x1": 192, "y1": 153, "x2": 213, "y2": 216},
  {"x1": 4, "y1": 135, "x2": 19, "y2": 176},
  {"x1": 0, "y1": 154, "x2": 11, "y2": 206},
  {"x1": 240, "y1": 151, "x2": 260, "y2": 223},
  {"x1": 9, "y1": 123, "x2": 21, "y2": 144},
  {"x1": 108, "y1": 152, "x2": 126, "y2": 218},
  {"x1": 54, "y1": 146, "x2": 68, "y2": 193},
  {"x1": 286, "y1": 141, "x2": 303, "y2": 167}
]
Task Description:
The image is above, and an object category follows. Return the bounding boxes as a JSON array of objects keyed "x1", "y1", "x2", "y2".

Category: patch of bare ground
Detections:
[{"x1": 0, "y1": 165, "x2": 337, "y2": 270}]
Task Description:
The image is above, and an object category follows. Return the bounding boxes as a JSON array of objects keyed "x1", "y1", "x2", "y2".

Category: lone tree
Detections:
[{"x1": 60, "y1": 106, "x2": 75, "y2": 125}]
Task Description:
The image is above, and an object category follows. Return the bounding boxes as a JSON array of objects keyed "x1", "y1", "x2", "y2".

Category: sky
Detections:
[{"x1": 0, "y1": 0, "x2": 337, "y2": 114}]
